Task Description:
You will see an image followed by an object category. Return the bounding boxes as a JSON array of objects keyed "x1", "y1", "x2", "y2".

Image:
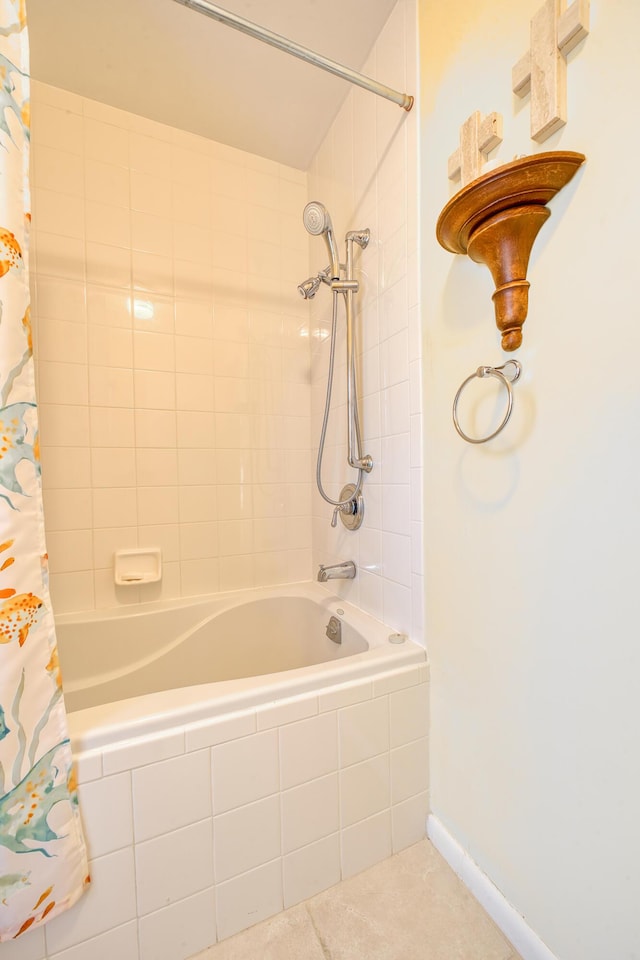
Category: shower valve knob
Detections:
[{"x1": 331, "y1": 499, "x2": 357, "y2": 528}]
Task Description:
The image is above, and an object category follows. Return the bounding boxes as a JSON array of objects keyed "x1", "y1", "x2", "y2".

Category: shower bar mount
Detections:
[{"x1": 173, "y1": 0, "x2": 414, "y2": 111}]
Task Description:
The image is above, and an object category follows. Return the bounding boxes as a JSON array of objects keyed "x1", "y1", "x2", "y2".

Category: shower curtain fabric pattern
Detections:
[{"x1": 0, "y1": 0, "x2": 90, "y2": 941}]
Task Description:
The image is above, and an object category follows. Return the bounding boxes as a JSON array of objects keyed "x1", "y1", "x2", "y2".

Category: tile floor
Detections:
[{"x1": 191, "y1": 839, "x2": 523, "y2": 960}]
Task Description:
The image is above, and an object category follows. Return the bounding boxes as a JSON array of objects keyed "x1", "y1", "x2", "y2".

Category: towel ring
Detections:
[{"x1": 453, "y1": 360, "x2": 522, "y2": 444}]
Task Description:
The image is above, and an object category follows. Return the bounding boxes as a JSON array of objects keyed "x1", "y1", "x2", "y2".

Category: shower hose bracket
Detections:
[{"x1": 348, "y1": 454, "x2": 373, "y2": 473}]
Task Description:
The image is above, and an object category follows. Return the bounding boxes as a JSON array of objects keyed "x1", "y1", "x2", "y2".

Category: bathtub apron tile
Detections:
[
  {"x1": 44, "y1": 920, "x2": 139, "y2": 960},
  {"x1": 185, "y1": 709, "x2": 256, "y2": 753},
  {"x1": 390, "y1": 736, "x2": 429, "y2": 805},
  {"x1": 389, "y1": 682, "x2": 429, "y2": 748},
  {"x1": 212, "y1": 729, "x2": 278, "y2": 814},
  {"x1": 135, "y1": 819, "x2": 215, "y2": 916},
  {"x1": 283, "y1": 833, "x2": 341, "y2": 909},
  {"x1": 279, "y1": 712, "x2": 337, "y2": 791},
  {"x1": 213, "y1": 794, "x2": 281, "y2": 883},
  {"x1": 44, "y1": 848, "x2": 137, "y2": 955},
  {"x1": 281, "y1": 773, "x2": 339, "y2": 854},
  {"x1": 137, "y1": 888, "x2": 216, "y2": 960},
  {"x1": 102, "y1": 729, "x2": 185, "y2": 776},
  {"x1": 338, "y1": 695, "x2": 390, "y2": 768},
  {"x1": 0, "y1": 928, "x2": 45, "y2": 960},
  {"x1": 391, "y1": 791, "x2": 429, "y2": 854},
  {"x1": 132, "y1": 748, "x2": 212, "y2": 842},
  {"x1": 215, "y1": 859, "x2": 283, "y2": 942},
  {"x1": 77, "y1": 771, "x2": 134, "y2": 858},
  {"x1": 339, "y1": 754, "x2": 391, "y2": 829},
  {"x1": 340, "y1": 810, "x2": 392, "y2": 881}
]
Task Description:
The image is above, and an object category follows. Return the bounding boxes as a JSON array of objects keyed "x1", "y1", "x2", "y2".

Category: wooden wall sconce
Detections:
[{"x1": 436, "y1": 151, "x2": 585, "y2": 351}]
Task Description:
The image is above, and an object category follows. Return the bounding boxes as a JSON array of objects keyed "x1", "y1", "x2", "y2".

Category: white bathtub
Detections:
[
  {"x1": 57, "y1": 581, "x2": 424, "y2": 752},
  {"x1": 39, "y1": 583, "x2": 429, "y2": 960}
]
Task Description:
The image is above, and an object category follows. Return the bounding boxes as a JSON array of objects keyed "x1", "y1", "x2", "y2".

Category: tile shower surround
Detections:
[
  {"x1": 4, "y1": 665, "x2": 430, "y2": 960},
  {"x1": 30, "y1": 0, "x2": 423, "y2": 649},
  {"x1": 30, "y1": 80, "x2": 313, "y2": 612}
]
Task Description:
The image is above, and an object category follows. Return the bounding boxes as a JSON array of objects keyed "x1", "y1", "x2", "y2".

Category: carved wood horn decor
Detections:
[{"x1": 436, "y1": 151, "x2": 585, "y2": 351}]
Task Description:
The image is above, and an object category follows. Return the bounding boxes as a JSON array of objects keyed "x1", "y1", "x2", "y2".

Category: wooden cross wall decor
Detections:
[
  {"x1": 513, "y1": 0, "x2": 589, "y2": 143},
  {"x1": 448, "y1": 111, "x2": 503, "y2": 187}
]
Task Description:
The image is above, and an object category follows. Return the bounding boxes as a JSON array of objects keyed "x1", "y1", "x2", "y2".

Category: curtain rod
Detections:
[{"x1": 172, "y1": 0, "x2": 414, "y2": 111}]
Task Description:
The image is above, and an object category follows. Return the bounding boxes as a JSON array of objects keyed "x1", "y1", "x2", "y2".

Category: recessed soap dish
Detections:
[{"x1": 114, "y1": 548, "x2": 162, "y2": 586}]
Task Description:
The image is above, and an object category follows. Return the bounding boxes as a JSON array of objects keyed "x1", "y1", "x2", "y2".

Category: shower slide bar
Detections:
[{"x1": 172, "y1": 0, "x2": 414, "y2": 111}]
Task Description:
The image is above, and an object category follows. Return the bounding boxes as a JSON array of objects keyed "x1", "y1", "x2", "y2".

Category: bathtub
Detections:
[
  {"x1": 57, "y1": 581, "x2": 424, "y2": 751},
  {"x1": 36, "y1": 583, "x2": 430, "y2": 960}
]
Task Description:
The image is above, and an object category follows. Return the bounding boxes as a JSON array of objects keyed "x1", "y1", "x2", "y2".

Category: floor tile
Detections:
[
  {"x1": 190, "y1": 904, "x2": 326, "y2": 959},
  {"x1": 307, "y1": 840, "x2": 516, "y2": 960},
  {"x1": 190, "y1": 839, "x2": 521, "y2": 960}
]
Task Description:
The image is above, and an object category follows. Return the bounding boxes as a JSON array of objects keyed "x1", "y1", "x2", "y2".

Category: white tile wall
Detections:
[
  {"x1": 341, "y1": 810, "x2": 393, "y2": 879},
  {"x1": 211, "y1": 729, "x2": 278, "y2": 813},
  {"x1": 338, "y1": 695, "x2": 390, "y2": 767},
  {"x1": 131, "y1": 749, "x2": 211, "y2": 841},
  {"x1": 340, "y1": 754, "x2": 391, "y2": 827},
  {"x1": 77, "y1": 772, "x2": 133, "y2": 858},
  {"x1": 281, "y1": 773, "x2": 339, "y2": 853},
  {"x1": 44, "y1": 848, "x2": 137, "y2": 954},
  {"x1": 283, "y1": 833, "x2": 341, "y2": 908},
  {"x1": 215, "y1": 860, "x2": 282, "y2": 943},
  {"x1": 279, "y1": 712, "x2": 338, "y2": 789},
  {"x1": 213, "y1": 795, "x2": 281, "y2": 882},
  {"x1": 137, "y1": 889, "x2": 216, "y2": 960},
  {"x1": 134, "y1": 820, "x2": 214, "y2": 915},
  {"x1": 31, "y1": 80, "x2": 312, "y2": 612},
  {"x1": 8, "y1": 665, "x2": 427, "y2": 960},
  {"x1": 45, "y1": 922, "x2": 139, "y2": 960},
  {"x1": 2, "y1": 928, "x2": 45, "y2": 960},
  {"x1": 308, "y1": 0, "x2": 423, "y2": 646}
]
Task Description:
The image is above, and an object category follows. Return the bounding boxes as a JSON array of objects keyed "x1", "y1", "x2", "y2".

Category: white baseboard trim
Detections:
[{"x1": 427, "y1": 814, "x2": 559, "y2": 960}]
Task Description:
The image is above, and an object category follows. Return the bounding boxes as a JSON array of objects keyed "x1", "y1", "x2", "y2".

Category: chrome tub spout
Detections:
[{"x1": 317, "y1": 560, "x2": 356, "y2": 582}]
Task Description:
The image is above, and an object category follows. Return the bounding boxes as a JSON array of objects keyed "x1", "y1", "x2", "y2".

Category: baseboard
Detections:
[{"x1": 427, "y1": 814, "x2": 559, "y2": 960}]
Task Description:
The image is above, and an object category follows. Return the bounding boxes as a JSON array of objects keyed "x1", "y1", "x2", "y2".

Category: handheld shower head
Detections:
[
  {"x1": 303, "y1": 201, "x2": 340, "y2": 281},
  {"x1": 303, "y1": 201, "x2": 332, "y2": 237}
]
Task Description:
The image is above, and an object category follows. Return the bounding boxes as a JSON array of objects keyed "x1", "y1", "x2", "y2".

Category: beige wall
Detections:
[
  {"x1": 30, "y1": 82, "x2": 312, "y2": 611},
  {"x1": 420, "y1": 1, "x2": 640, "y2": 957}
]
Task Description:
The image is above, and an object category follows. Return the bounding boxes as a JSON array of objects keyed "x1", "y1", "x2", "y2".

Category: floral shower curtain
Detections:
[{"x1": 0, "y1": 0, "x2": 89, "y2": 941}]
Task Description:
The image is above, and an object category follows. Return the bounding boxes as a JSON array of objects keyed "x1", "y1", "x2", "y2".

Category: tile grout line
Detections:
[{"x1": 304, "y1": 902, "x2": 334, "y2": 960}]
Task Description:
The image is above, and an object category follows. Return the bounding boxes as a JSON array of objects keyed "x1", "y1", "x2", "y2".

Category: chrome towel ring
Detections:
[{"x1": 453, "y1": 360, "x2": 522, "y2": 444}]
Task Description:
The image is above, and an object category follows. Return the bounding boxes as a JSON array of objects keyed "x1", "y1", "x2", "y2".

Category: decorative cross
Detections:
[
  {"x1": 447, "y1": 111, "x2": 503, "y2": 187},
  {"x1": 513, "y1": 0, "x2": 589, "y2": 143}
]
